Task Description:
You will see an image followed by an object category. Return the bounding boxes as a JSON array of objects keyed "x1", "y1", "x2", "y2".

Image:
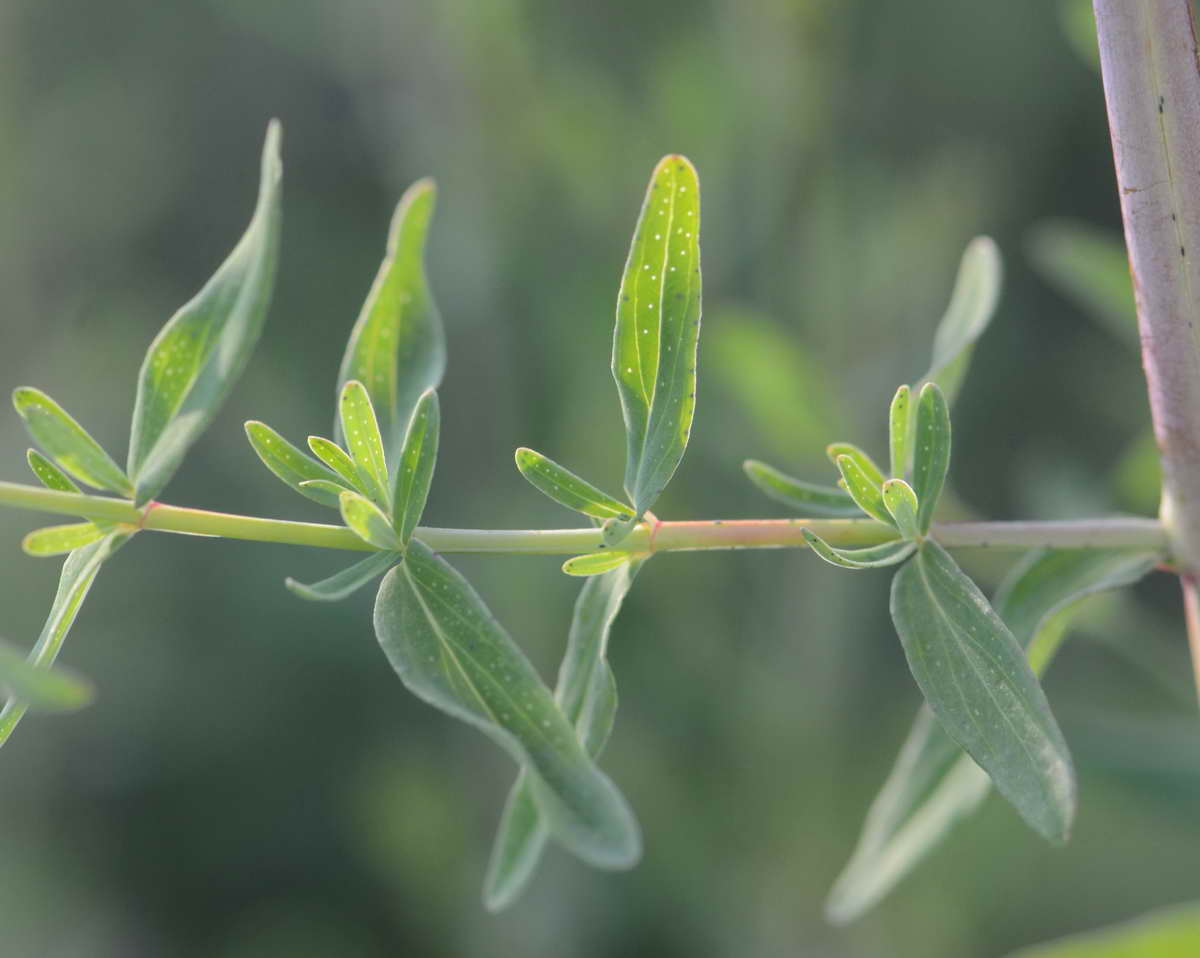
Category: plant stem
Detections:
[
  {"x1": 0, "y1": 480, "x2": 1167, "y2": 556},
  {"x1": 1093, "y1": 0, "x2": 1200, "y2": 573}
]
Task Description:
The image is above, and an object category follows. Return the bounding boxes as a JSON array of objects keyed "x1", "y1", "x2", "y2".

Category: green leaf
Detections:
[
  {"x1": 339, "y1": 381, "x2": 391, "y2": 510},
  {"x1": 307, "y1": 436, "x2": 364, "y2": 491},
  {"x1": 392, "y1": 389, "x2": 439, "y2": 546},
  {"x1": 244, "y1": 421, "x2": 348, "y2": 509},
  {"x1": 0, "y1": 531, "x2": 131, "y2": 749},
  {"x1": 22, "y1": 522, "x2": 110, "y2": 557},
  {"x1": 882, "y1": 479, "x2": 921, "y2": 541},
  {"x1": 562, "y1": 552, "x2": 633, "y2": 577},
  {"x1": 374, "y1": 540, "x2": 641, "y2": 869},
  {"x1": 890, "y1": 540, "x2": 1075, "y2": 843},
  {"x1": 742, "y1": 460, "x2": 860, "y2": 518},
  {"x1": 803, "y1": 530, "x2": 914, "y2": 570},
  {"x1": 611, "y1": 155, "x2": 702, "y2": 517},
  {"x1": 336, "y1": 179, "x2": 446, "y2": 466},
  {"x1": 127, "y1": 121, "x2": 283, "y2": 505},
  {"x1": 285, "y1": 550, "x2": 400, "y2": 602},
  {"x1": 923, "y1": 236, "x2": 1003, "y2": 402},
  {"x1": 299, "y1": 479, "x2": 355, "y2": 499},
  {"x1": 827, "y1": 442, "x2": 886, "y2": 488},
  {"x1": 835, "y1": 455, "x2": 894, "y2": 526},
  {"x1": 12, "y1": 388, "x2": 131, "y2": 495},
  {"x1": 1006, "y1": 901, "x2": 1200, "y2": 958},
  {"x1": 888, "y1": 385, "x2": 912, "y2": 479},
  {"x1": 484, "y1": 561, "x2": 644, "y2": 912},
  {"x1": 515, "y1": 448, "x2": 633, "y2": 521},
  {"x1": 0, "y1": 638, "x2": 94, "y2": 712},
  {"x1": 338, "y1": 491, "x2": 399, "y2": 550},
  {"x1": 27, "y1": 449, "x2": 81, "y2": 494},
  {"x1": 828, "y1": 547, "x2": 1157, "y2": 924},
  {"x1": 911, "y1": 383, "x2": 950, "y2": 534}
]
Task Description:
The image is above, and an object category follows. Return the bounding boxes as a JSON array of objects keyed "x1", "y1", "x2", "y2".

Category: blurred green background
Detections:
[{"x1": 1, "y1": 0, "x2": 1196, "y2": 955}]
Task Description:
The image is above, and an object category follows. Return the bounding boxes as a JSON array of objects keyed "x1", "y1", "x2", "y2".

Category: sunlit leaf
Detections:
[
  {"x1": 0, "y1": 637, "x2": 94, "y2": 712},
  {"x1": 911, "y1": 383, "x2": 950, "y2": 534},
  {"x1": 0, "y1": 531, "x2": 131, "y2": 749},
  {"x1": 890, "y1": 540, "x2": 1075, "y2": 843},
  {"x1": 374, "y1": 541, "x2": 641, "y2": 868},
  {"x1": 889, "y1": 385, "x2": 912, "y2": 479},
  {"x1": 12, "y1": 388, "x2": 131, "y2": 495},
  {"x1": 127, "y1": 121, "x2": 282, "y2": 505},
  {"x1": 307, "y1": 436, "x2": 364, "y2": 491},
  {"x1": 562, "y1": 551, "x2": 633, "y2": 577},
  {"x1": 612, "y1": 155, "x2": 702, "y2": 517},
  {"x1": 515, "y1": 448, "x2": 634, "y2": 522},
  {"x1": 244, "y1": 421, "x2": 348, "y2": 509},
  {"x1": 392, "y1": 389, "x2": 439, "y2": 546},
  {"x1": 1007, "y1": 901, "x2": 1200, "y2": 957},
  {"x1": 286, "y1": 550, "x2": 400, "y2": 602},
  {"x1": 339, "y1": 381, "x2": 391, "y2": 510},
  {"x1": 882, "y1": 479, "x2": 921, "y2": 542},
  {"x1": 742, "y1": 460, "x2": 860, "y2": 518},
  {"x1": 484, "y1": 561, "x2": 644, "y2": 911},
  {"x1": 299, "y1": 479, "x2": 354, "y2": 499},
  {"x1": 827, "y1": 442, "x2": 885, "y2": 488},
  {"x1": 803, "y1": 530, "x2": 913, "y2": 570},
  {"x1": 22, "y1": 522, "x2": 111, "y2": 557},
  {"x1": 828, "y1": 547, "x2": 1157, "y2": 923},
  {"x1": 338, "y1": 491, "x2": 399, "y2": 550},
  {"x1": 337, "y1": 179, "x2": 446, "y2": 466},
  {"x1": 835, "y1": 455, "x2": 894, "y2": 527},
  {"x1": 27, "y1": 449, "x2": 81, "y2": 494}
]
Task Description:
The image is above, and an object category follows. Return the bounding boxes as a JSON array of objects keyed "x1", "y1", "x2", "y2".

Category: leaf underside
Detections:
[{"x1": 742, "y1": 459, "x2": 860, "y2": 518}]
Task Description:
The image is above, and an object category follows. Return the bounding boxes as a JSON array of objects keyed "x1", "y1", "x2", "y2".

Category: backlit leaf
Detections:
[
  {"x1": 307, "y1": 436, "x2": 364, "y2": 491},
  {"x1": 889, "y1": 385, "x2": 912, "y2": 479},
  {"x1": 0, "y1": 637, "x2": 94, "y2": 712},
  {"x1": 882, "y1": 479, "x2": 921, "y2": 541},
  {"x1": 890, "y1": 540, "x2": 1075, "y2": 843},
  {"x1": 338, "y1": 491, "x2": 399, "y2": 551},
  {"x1": 742, "y1": 460, "x2": 860, "y2": 518},
  {"x1": 286, "y1": 550, "x2": 400, "y2": 602},
  {"x1": 392, "y1": 389, "x2": 439, "y2": 547},
  {"x1": 127, "y1": 121, "x2": 282, "y2": 505},
  {"x1": 835, "y1": 455, "x2": 894, "y2": 527},
  {"x1": 515, "y1": 448, "x2": 634, "y2": 521},
  {"x1": 803, "y1": 530, "x2": 914, "y2": 570},
  {"x1": 13, "y1": 388, "x2": 131, "y2": 495},
  {"x1": 22, "y1": 523, "x2": 110, "y2": 557},
  {"x1": 827, "y1": 442, "x2": 885, "y2": 488},
  {"x1": 562, "y1": 552, "x2": 633, "y2": 577},
  {"x1": 612, "y1": 155, "x2": 702, "y2": 517},
  {"x1": 911, "y1": 383, "x2": 950, "y2": 534},
  {"x1": 337, "y1": 179, "x2": 446, "y2": 466},
  {"x1": 374, "y1": 541, "x2": 641, "y2": 869},
  {"x1": 245, "y1": 421, "x2": 348, "y2": 509},
  {"x1": 339, "y1": 381, "x2": 391, "y2": 510},
  {"x1": 26, "y1": 449, "x2": 81, "y2": 494},
  {"x1": 1007, "y1": 901, "x2": 1200, "y2": 957},
  {"x1": 485, "y1": 561, "x2": 644, "y2": 911}
]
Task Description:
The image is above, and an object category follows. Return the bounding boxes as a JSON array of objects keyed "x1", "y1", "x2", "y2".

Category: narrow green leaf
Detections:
[
  {"x1": 374, "y1": 540, "x2": 641, "y2": 868},
  {"x1": 286, "y1": 550, "x2": 400, "y2": 602},
  {"x1": 307, "y1": 436, "x2": 364, "y2": 491},
  {"x1": 27, "y1": 449, "x2": 81, "y2": 494},
  {"x1": 890, "y1": 541, "x2": 1075, "y2": 843},
  {"x1": 13, "y1": 388, "x2": 131, "y2": 495},
  {"x1": 1007, "y1": 901, "x2": 1200, "y2": 958},
  {"x1": 0, "y1": 531, "x2": 131, "y2": 748},
  {"x1": 562, "y1": 552, "x2": 633, "y2": 577},
  {"x1": 127, "y1": 121, "x2": 283, "y2": 505},
  {"x1": 882, "y1": 479, "x2": 921, "y2": 541},
  {"x1": 392, "y1": 389, "x2": 439, "y2": 546},
  {"x1": 337, "y1": 179, "x2": 446, "y2": 466},
  {"x1": 803, "y1": 530, "x2": 914, "y2": 570},
  {"x1": 742, "y1": 460, "x2": 860, "y2": 518},
  {"x1": 299, "y1": 479, "x2": 355, "y2": 499},
  {"x1": 245, "y1": 421, "x2": 348, "y2": 509},
  {"x1": 889, "y1": 385, "x2": 912, "y2": 479},
  {"x1": 515, "y1": 448, "x2": 633, "y2": 521},
  {"x1": 22, "y1": 523, "x2": 110, "y2": 557},
  {"x1": 338, "y1": 491, "x2": 399, "y2": 550},
  {"x1": 827, "y1": 442, "x2": 886, "y2": 488},
  {"x1": 0, "y1": 638, "x2": 94, "y2": 712},
  {"x1": 835, "y1": 455, "x2": 895, "y2": 527},
  {"x1": 911, "y1": 383, "x2": 950, "y2": 534},
  {"x1": 339, "y1": 380, "x2": 391, "y2": 510},
  {"x1": 611, "y1": 155, "x2": 702, "y2": 517},
  {"x1": 485, "y1": 561, "x2": 644, "y2": 911},
  {"x1": 828, "y1": 547, "x2": 1157, "y2": 923},
  {"x1": 924, "y1": 236, "x2": 1003, "y2": 402}
]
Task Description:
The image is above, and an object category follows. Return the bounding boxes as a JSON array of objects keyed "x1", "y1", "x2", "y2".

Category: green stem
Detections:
[{"x1": 0, "y1": 480, "x2": 1168, "y2": 556}]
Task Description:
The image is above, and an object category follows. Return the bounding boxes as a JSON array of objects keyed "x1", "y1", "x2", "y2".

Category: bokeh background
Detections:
[{"x1": 1, "y1": 1, "x2": 1196, "y2": 955}]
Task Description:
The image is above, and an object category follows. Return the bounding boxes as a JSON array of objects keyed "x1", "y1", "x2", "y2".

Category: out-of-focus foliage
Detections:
[{"x1": 0, "y1": 1, "x2": 1193, "y2": 956}]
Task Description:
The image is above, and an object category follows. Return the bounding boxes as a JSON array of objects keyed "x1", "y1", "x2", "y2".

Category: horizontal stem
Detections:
[{"x1": 0, "y1": 480, "x2": 1169, "y2": 556}]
